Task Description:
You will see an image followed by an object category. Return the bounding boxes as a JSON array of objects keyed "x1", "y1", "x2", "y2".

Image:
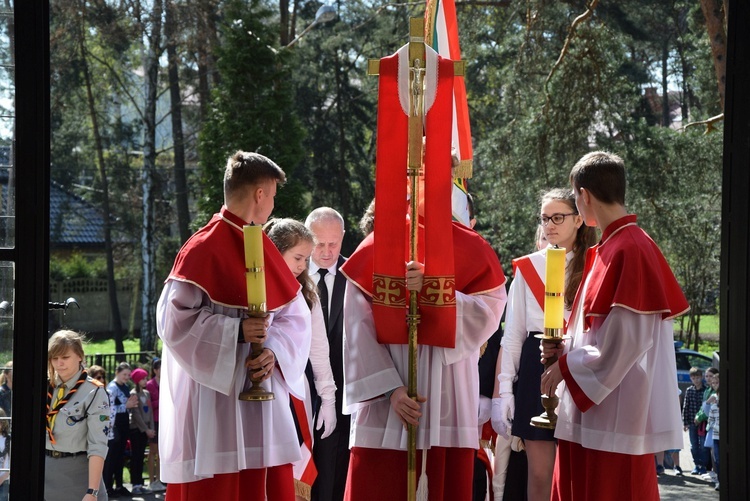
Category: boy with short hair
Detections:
[
  {"x1": 540, "y1": 151, "x2": 689, "y2": 500},
  {"x1": 157, "y1": 151, "x2": 311, "y2": 500},
  {"x1": 683, "y1": 367, "x2": 708, "y2": 475}
]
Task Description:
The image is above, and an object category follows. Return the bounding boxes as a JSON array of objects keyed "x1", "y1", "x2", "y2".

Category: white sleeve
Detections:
[
  {"x1": 342, "y1": 283, "x2": 403, "y2": 414},
  {"x1": 441, "y1": 286, "x2": 507, "y2": 366},
  {"x1": 265, "y1": 291, "x2": 312, "y2": 400},
  {"x1": 498, "y1": 273, "x2": 531, "y2": 394},
  {"x1": 565, "y1": 307, "x2": 658, "y2": 405},
  {"x1": 309, "y1": 300, "x2": 336, "y2": 403},
  {"x1": 156, "y1": 280, "x2": 240, "y2": 395}
]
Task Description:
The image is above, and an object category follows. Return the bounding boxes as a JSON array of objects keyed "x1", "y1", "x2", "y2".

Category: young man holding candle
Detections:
[
  {"x1": 540, "y1": 151, "x2": 689, "y2": 500},
  {"x1": 156, "y1": 150, "x2": 311, "y2": 501}
]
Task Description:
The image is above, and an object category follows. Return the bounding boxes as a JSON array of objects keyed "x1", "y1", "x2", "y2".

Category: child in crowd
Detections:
[
  {"x1": 702, "y1": 370, "x2": 720, "y2": 491},
  {"x1": 695, "y1": 367, "x2": 718, "y2": 483},
  {"x1": 129, "y1": 367, "x2": 156, "y2": 496},
  {"x1": 682, "y1": 367, "x2": 708, "y2": 475},
  {"x1": 145, "y1": 358, "x2": 165, "y2": 492},
  {"x1": 103, "y1": 362, "x2": 138, "y2": 497},
  {"x1": 0, "y1": 408, "x2": 9, "y2": 501}
]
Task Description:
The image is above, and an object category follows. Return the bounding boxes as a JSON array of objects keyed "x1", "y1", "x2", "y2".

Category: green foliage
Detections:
[
  {"x1": 460, "y1": 0, "x2": 722, "y2": 303},
  {"x1": 289, "y1": 0, "x2": 413, "y2": 253},
  {"x1": 197, "y1": 0, "x2": 307, "y2": 225},
  {"x1": 47, "y1": 0, "x2": 725, "y2": 342},
  {"x1": 605, "y1": 122, "x2": 722, "y2": 344},
  {"x1": 50, "y1": 253, "x2": 108, "y2": 281}
]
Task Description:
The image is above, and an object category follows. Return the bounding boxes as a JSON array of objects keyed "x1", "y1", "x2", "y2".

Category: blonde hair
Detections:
[
  {"x1": 0, "y1": 361, "x2": 11, "y2": 386},
  {"x1": 48, "y1": 330, "x2": 86, "y2": 382}
]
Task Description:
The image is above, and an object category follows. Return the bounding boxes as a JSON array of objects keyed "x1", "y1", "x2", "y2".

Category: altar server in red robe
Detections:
[
  {"x1": 157, "y1": 151, "x2": 311, "y2": 501},
  {"x1": 541, "y1": 151, "x2": 689, "y2": 501},
  {"x1": 339, "y1": 42, "x2": 507, "y2": 500}
]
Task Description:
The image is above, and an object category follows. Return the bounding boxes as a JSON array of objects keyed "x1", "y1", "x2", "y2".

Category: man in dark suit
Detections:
[{"x1": 305, "y1": 207, "x2": 349, "y2": 501}]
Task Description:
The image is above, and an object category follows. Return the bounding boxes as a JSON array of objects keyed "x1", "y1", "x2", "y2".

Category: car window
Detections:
[
  {"x1": 675, "y1": 353, "x2": 692, "y2": 371},
  {"x1": 686, "y1": 354, "x2": 712, "y2": 370}
]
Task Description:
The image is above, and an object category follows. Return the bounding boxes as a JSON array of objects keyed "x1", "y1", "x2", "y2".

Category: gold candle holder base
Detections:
[
  {"x1": 239, "y1": 310, "x2": 275, "y2": 402},
  {"x1": 530, "y1": 329, "x2": 567, "y2": 429},
  {"x1": 530, "y1": 394, "x2": 558, "y2": 429},
  {"x1": 239, "y1": 341, "x2": 275, "y2": 401},
  {"x1": 238, "y1": 387, "x2": 275, "y2": 401}
]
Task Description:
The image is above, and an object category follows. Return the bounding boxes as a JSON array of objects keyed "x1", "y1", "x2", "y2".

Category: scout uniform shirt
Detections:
[{"x1": 46, "y1": 368, "x2": 110, "y2": 458}]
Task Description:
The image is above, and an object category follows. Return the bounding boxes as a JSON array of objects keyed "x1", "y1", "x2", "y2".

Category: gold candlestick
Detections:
[
  {"x1": 239, "y1": 223, "x2": 275, "y2": 402},
  {"x1": 531, "y1": 245, "x2": 565, "y2": 429}
]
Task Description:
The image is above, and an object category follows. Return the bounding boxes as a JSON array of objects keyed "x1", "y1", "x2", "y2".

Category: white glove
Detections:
[
  {"x1": 478, "y1": 395, "x2": 492, "y2": 426},
  {"x1": 316, "y1": 399, "x2": 337, "y2": 439},
  {"x1": 491, "y1": 394, "x2": 514, "y2": 439}
]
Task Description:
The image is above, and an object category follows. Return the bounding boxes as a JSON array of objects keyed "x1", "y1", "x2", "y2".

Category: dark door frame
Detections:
[{"x1": 12, "y1": 1, "x2": 51, "y2": 499}]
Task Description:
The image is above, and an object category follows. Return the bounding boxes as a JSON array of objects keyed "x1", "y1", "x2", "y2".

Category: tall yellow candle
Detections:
[
  {"x1": 543, "y1": 246, "x2": 565, "y2": 332},
  {"x1": 243, "y1": 224, "x2": 266, "y2": 313}
]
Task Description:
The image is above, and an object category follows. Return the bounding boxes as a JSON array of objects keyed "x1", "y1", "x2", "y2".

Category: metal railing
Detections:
[{"x1": 85, "y1": 351, "x2": 157, "y2": 379}]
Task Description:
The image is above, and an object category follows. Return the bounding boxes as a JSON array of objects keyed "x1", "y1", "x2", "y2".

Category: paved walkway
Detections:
[
  {"x1": 657, "y1": 428, "x2": 719, "y2": 501},
  {"x1": 110, "y1": 485, "x2": 164, "y2": 500},
  {"x1": 118, "y1": 430, "x2": 720, "y2": 500}
]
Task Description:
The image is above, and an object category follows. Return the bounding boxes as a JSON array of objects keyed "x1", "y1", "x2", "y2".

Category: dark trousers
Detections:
[
  {"x1": 688, "y1": 423, "x2": 709, "y2": 469},
  {"x1": 712, "y1": 438, "x2": 720, "y2": 477},
  {"x1": 311, "y1": 417, "x2": 350, "y2": 501},
  {"x1": 103, "y1": 421, "x2": 129, "y2": 490},
  {"x1": 129, "y1": 429, "x2": 148, "y2": 486}
]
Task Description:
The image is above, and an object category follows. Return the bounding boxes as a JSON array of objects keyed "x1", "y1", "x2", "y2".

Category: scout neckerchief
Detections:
[{"x1": 46, "y1": 369, "x2": 88, "y2": 444}]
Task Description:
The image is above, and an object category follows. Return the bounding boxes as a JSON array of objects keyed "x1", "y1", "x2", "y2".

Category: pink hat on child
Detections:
[{"x1": 131, "y1": 368, "x2": 148, "y2": 385}]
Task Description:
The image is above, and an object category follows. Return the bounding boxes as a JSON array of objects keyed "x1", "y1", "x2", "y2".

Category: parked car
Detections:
[{"x1": 674, "y1": 341, "x2": 714, "y2": 404}]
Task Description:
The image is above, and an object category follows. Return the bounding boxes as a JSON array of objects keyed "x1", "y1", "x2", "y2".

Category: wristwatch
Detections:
[{"x1": 85, "y1": 488, "x2": 99, "y2": 498}]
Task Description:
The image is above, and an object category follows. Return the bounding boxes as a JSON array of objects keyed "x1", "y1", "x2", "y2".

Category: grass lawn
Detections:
[
  {"x1": 675, "y1": 314, "x2": 720, "y2": 357},
  {"x1": 85, "y1": 337, "x2": 162, "y2": 355}
]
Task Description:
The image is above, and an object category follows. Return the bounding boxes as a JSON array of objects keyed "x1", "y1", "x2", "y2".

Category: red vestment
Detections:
[
  {"x1": 167, "y1": 206, "x2": 300, "y2": 310},
  {"x1": 341, "y1": 219, "x2": 505, "y2": 341},
  {"x1": 159, "y1": 206, "x2": 306, "y2": 500},
  {"x1": 553, "y1": 215, "x2": 688, "y2": 500},
  {"x1": 370, "y1": 43, "x2": 457, "y2": 347}
]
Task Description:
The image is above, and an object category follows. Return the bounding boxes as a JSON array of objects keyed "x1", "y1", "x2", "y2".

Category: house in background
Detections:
[
  {"x1": 47, "y1": 177, "x2": 140, "y2": 336},
  {"x1": 50, "y1": 179, "x2": 108, "y2": 260},
  {"x1": 642, "y1": 86, "x2": 685, "y2": 129}
]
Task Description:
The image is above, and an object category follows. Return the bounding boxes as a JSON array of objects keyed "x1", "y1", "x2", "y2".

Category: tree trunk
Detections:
[
  {"x1": 280, "y1": 0, "x2": 290, "y2": 46},
  {"x1": 700, "y1": 0, "x2": 727, "y2": 110},
  {"x1": 166, "y1": 0, "x2": 191, "y2": 243},
  {"x1": 675, "y1": 38, "x2": 691, "y2": 122},
  {"x1": 196, "y1": 0, "x2": 220, "y2": 120},
  {"x1": 78, "y1": 10, "x2": 124, "y2": 352},
  {"x1": 334, "y1": 58, "x2": 350, "y2": 214},
  {"x1": 141, "y1": 0, "x2": 163, "y2": 354},
  {"x1": 661, "y1": 43, "x2": 670, "y2": 127}
]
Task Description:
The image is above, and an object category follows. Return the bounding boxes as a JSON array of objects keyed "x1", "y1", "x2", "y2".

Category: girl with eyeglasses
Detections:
[{"x1": 491, "y1": 188, "x2": 597, "y2": 500}]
